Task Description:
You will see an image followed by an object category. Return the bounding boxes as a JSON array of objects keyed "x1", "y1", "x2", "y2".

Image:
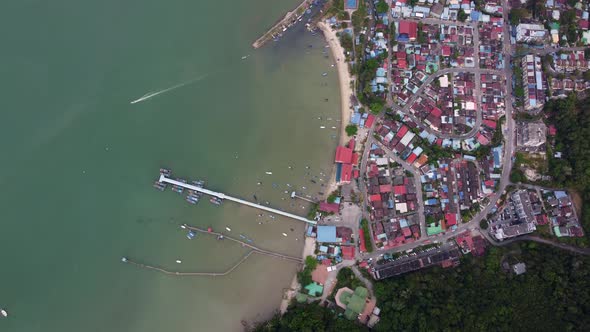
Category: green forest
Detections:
[
  {"x1": 546, "y1": 95, "x2": 590, "y2": 235},
  {"x1": 252, "y1": 243, "x2": 590, "y2": 331}
]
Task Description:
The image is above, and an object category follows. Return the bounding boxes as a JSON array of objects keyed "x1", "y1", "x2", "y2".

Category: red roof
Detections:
[
  {"x1": 399, "y1": 21, "x2": 418, "y2": 40},
  {"x1": 430, "y1": 107, "x2": 442, "y2": 117},
  {"x1": 322, "y1": 259, "x2": 332, "y2": 266},
  {"x1": 341, "y1": 163, "x2": 353, "y2": 183},
  {"x1": 445, "y1": 213, "x2": 457, "y2": 226},
  {"x1": 398, "y1": 59, "x2": 407, "y2": 69},
  {"x1": 359, "y1": 229, "x2": 367, "y2": 252},
  {"x1": 484, "y1": 180, "x2": 495, "y2": 187},
  {"x1": 548, "y1": 125, "x2": 557, "y2": 136},
  {"x1": 406, "y1": 153, "x2": 418, "y2": 164},
  {"x1": 353, "y1": 169, "x2": 360, "y2": 179},
  {"x1": 379, "y1": 184, "x2": 392, "y2": 193},
  {"x1": 335, "y1": 146, "x2": 353, "y2": 164},
  {"x1": 580, "y1": 19, "x2": 589, "y2": 30},
  {"x1": 476, "y1": 133, "x2": 490, "y2": 145},
  {"x1": 365, "y1": 114, "x2": 375, "y2": 128},
  {"x1": 482, "y1": 119, "x2": 497, "y2": 129},
  {"x1": 341, "y1": 246, "x2": 355, "y2": 260},
  {"x1": 351, "y1": 153, "x2": 359, "y2": 165},
  {"x1": 348, "y1": 138, "x2": 355, "y2": 149},
  {"x1": 319, "y1": 202, "x2": 340, "y2": 214},
  {"x1": 396, "y1": 125, "x2": 409, "y2": 138},
  {"x1": 393, "y1": 185, "x2": 407, "y2": 195},
  {"x1": 370, "y1": 194, "x2": 382, "y2": 202},
  {"x1": 441, "y1": 45, "x2": 451, "y2": 56},
  {"x1": 402, "y1": 227, "x2": 412, "y2": 237}
]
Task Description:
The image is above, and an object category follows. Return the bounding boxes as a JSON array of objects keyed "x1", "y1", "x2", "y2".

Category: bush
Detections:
[
  {"x1": 345, "y1": 124, "x2": 358, "y2": 136},
  {"x1": 361, "y1": 219, "x2": 373, "y2": 252}
]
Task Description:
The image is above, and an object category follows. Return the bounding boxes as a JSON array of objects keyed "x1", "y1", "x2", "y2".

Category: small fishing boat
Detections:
[
  {"x1": 210, "y1": 197, "x2": 223, "y2": 205},
  {"x1": 1, "y1": 309, "x2": 8, "y2": 317},
  {"x1": 265, "y1": 171, "x2": 273, "y2": 175},
  {"x1": 172, "y1": 186, "x2": 184, "y2": 194},
  {"x1": 153, "y1": 181, "x2": 166, "y2": 191},
  {"x1": 176, "y1": 260, "x2": 182, "y2": 264},
  {"x1": 322, "y1": 72, "x2": 327, "y2": 76},
  {"x1": 217, "y1": 234, "x2": 224, "y2": 240},
  {"x1": 282, "y1": 233, "x2": 288, "y2": 237},
  {"x1": 225, "y1": 227, "x2": 232, "y2": 232},
  {"x1": 180, "y1": 224, "x2": 186, "y2": 229},
  {"x1": 239, "y1": 234, "x2": 247, "y2": 240},
  {"x1": 191, "y1": 179, "x2": 205, "y2": 187},
  {"x1": 186, "y1": 230, "x2": 196, "y2": 240},
  {"x1": 320, "y1": 126, "x2": 326, "y2": 129},
  {"x1": 186, "y1": 197, "x2": 197, "y2": 205},
  {"x1": 241, "y1": 55, "x2": 250, "y2": 60},
  {"x1": 159, "y1": 168, "x2": 171, "y2": 176}
]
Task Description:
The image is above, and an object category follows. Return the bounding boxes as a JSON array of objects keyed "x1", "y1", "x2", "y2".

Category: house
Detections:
[
  {"x1": 398, "y1": 21, "x2": 418, "y2": 42},
  {"x1": 317, "y1": 226, "x2": 338, "y2": 243},
  {"x1": 512, "y1": 262, "x2": 527, "y2": 275}
]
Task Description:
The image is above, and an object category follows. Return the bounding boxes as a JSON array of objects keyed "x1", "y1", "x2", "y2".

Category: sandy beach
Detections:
[
  {"x1": 318, "y1": 22, "x2": 355, "y2": 198},
  {"x1": 279, "y1": 22, "x2": 354, "y2": 315},
  {"x1": 280, "y1": 236, "x2": 316, "y2": 313}
]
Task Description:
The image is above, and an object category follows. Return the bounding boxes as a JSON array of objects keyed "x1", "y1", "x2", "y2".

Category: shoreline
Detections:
[
  {"x1": 278, "y1": 22, "x2": 353, "y2": 314},
  {"x1": 318, "y1": 21, "x2": 353, "y2": 199},
  {"x1": 279, "y1": 237, "x2": 316, "y2": 314}
]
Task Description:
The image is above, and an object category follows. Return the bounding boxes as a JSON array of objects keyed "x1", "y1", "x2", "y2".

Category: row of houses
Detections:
[{"x1": 489, "y1": 189, "x2": 583, "y2": 240}]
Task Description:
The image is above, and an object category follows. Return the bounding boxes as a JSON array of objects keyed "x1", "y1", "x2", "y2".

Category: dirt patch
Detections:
[{"x1": 570, "y1": 189, "x2": 583, "y2": 218}]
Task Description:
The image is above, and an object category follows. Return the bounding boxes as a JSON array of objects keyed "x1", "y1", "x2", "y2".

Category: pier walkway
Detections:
[{"x1": 159, "y1": 175, "x2": 317, "y2": 225}]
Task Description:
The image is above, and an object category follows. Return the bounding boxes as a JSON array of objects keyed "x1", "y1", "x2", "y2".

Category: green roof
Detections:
[
  {"x1": 304, "y1": 282, "x2": 324, "y2": 297},
  {"x1": 339, "y1": 286, "x2": 368, "y2": 320},
  {"x1": 554, "y1": 226, "x2": 562, "y2": 237},
  {"x1": 549, "y1": 22, "x2": 560, "y2": 29},
  {"x1": 427, "y1": 223, "x2": 443, "y2": 236}
]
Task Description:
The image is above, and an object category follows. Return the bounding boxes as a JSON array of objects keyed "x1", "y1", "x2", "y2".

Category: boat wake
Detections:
[{"x1": 130, "y1": 74, "x2": 208, "y2": 104}]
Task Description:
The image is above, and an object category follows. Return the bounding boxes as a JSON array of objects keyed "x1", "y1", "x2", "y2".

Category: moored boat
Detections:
[
  {"x1": 225, "y1": 226, "x2": 232, "y2": 232},
  {"x1": 210, "y1": 197, "x2": 223, "y2": 205},
  {"x1": 159, "y1": 168, "x2": 171, "y2": 176},
  {"x1": 1, "y1": 309, "x2": 7, "y2": 317},
  {"x1": 153, "y1": 181, "x2": 166, "y2": 191},
  {"x1": 186, "y1": 230, "x2": 196, "y2": 240}
]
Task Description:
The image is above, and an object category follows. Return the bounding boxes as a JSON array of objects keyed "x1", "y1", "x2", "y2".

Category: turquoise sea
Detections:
[{"x1": 0, "y1": 0, "x2": 341, "y2": 331}]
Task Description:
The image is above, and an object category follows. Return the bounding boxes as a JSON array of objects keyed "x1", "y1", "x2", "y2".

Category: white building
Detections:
[{"x1": 516, "y1": 24, "x2": 547, "y2": 44}]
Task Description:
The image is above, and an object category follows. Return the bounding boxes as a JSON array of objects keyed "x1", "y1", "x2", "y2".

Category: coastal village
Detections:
[
  {"x1": 132, "y1": 0, "x2": 590, "y2": 329},
  {"x1": 246, "y1": 0, "x2": 590, "y2": 328}
]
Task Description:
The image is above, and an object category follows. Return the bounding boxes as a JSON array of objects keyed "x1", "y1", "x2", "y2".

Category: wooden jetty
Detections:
[{"x1": 251, "y1": 0, "x2": 311, "y2": 49}]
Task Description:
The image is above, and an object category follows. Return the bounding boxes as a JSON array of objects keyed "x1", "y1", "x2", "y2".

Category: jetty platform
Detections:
[
  {"x1": 252, "y1": 0, "x2": 311, "y2": 48},
  {"x1": 159, "y1": 175, "x2": 317, "y2": 225}
]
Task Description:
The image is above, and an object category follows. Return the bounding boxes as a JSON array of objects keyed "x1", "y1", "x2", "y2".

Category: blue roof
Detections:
[
  {"x1": 317, "y1": 226, "x2": 338, "y2": 243},
  {"x1": 345, "y1": 0, "x2": 358, "y2": 9},
  {"x1": 554, "y1": 191, "x2": 567, "y2": 199},
  {"x1": 351, "y1": 112, "x2": 361, "y2": 125}
]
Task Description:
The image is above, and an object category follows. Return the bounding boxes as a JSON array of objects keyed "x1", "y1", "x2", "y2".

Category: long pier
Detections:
[{"x1": 159, "y1": 174, "x2": 317, "y2": 225}]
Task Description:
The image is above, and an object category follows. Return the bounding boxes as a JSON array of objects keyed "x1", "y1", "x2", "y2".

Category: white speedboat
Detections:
[
  {"x1": 176, "y1": 260, "x2": 182, "y2": 264},
  {"x1": 225, "y1": 227, "x2": 232, "y2": 232},
  {"x1": 1, "y1": 309, "x2": 7, "y2": 317},
  {"x1": 265, "y1": 171, "x2": 273, "y2": 175},
  {"x1": 282, "y1": 233, "x2": 288, "y2": 237}
]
